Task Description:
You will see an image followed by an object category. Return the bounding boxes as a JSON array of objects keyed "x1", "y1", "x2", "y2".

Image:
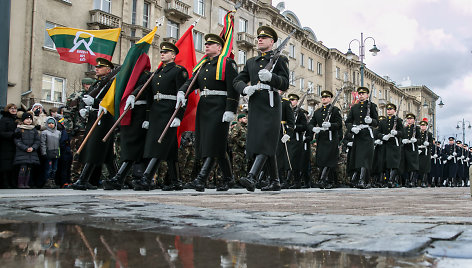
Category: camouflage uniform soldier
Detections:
[
  {"x1": 178, "y1": 131, "x2": 196, "y2": 185},
  {"x1": 229, "y1": 114, "x2": 248, "y2": 183}
]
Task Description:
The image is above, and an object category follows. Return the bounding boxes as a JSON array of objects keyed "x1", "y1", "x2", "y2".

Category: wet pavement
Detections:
[{"x1": 0, "y1": 187, "x2": 471, "y2": 267}]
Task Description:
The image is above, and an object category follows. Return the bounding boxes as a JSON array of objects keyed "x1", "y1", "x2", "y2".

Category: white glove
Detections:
[
  {"x1": 461, "y1": 155, "x2": 465, "y2": 159},
  {"x1": 447, "y1": 155, "x2": 453, "y2": 160},
  {"x1": 170, "y1": 118, "x2": 181, "y2": 128},
  {"x1": 418, "y1": 150, "x2": 423, "y2": 154},
  {"x1": 390, "y1": 130, "x2": 397, "y2": 136},
  {"x1": 374, "y1": 139, "x2": 382, "y2": 145},
  {"x1": 453, "y1": 152, "x2": 457, "y2": 156},
  {"x1": 364, "y1": 116, "x2": 372, "y2": 124},
  {"x1": 281, "y1": 134, "x2": 290, "y2": 143},
  {"x1": 443, "y1": 160, "x2": 447, "y2": 164},
  {"x1": 382, "y1": 135, "x2": 391, "y2": 141},
  {"x1": 79, "y1": 108, "x2": 88, "y2": 118},
  {"x1": 433, "y1": 154, "x2": 438, "y2": 158},
  {"x1": 322, "y1": 122, "x2": 331, "y2": 129},
  {"x1": 222, "y1": 111, "x2": 235, "y2": 122},
  {"x1": 175, "y1": 91, "x2": 186, "y2": 109},
  {"x1": 258, "y1": 69, "x2": 272, "y2": 82},
  {"x1": 351, "y1": 126, "x2": 360, "y2": 134},
  {"x1": 411, "y1": 137, "x2": 417, "y2": 143},
  {"x1": 424, "y1": 141, "x2": 429, "y2": 146},
  {"x1": 347, "y1": 142, "x2": 353, "y2": 147},
  {"x1": 312, "y1": 127, "x2": 321, "y2": 133},
  {"x1": 125, "y1": 95, "x2": 135, "y2": 110},
  {"x1": 243, "y1": 85, "x2": 257, "y2": 97},
  {"x1": 82, "y1": 95, "x2": 94, "y2": 106},
  {"x1": 142, "y1": 121, "x2": 149, "y2": 129},
  {"x1": 402, "y1": 139, "x2": 409, "y2": 144},
  {"x1": 98, "y1": 105, "x2": 107, "y2": 115}
]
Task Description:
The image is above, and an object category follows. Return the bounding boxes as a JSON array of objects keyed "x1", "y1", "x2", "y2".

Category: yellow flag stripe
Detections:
[
  {"x1": 100, "y1": 79, "x2": 117, "y2": 116},
  {"x1": 47, "y1": 27, "x2": 121, "y2": 42},
  {"x1": 136, "y1": 26, "x2": 157, "y2": 44}
]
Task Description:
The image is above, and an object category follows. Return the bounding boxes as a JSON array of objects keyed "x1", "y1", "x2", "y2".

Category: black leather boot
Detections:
[
  {"x1": 72, "y1": 163, "x2": 97, "y2": 190},
  {"x1": 351, "y1": 171, "x2": 359, "y2": 188},
  {"x1": 216, "y1": 155, "x2": 232, "y2": 191},
  {"x1": 407, "y1": 172, "x2": 415, "y2": 188},
  {"x1": 318, "y1": 167, "x2": 331, "y2": 189},
  {"x1": 133, "y1": 158, "x2": 160, "y2": 191},
  {"x1": 191, "y1": 157, "x2": 215, "y2": 192},
  {"x1": 289, "y1": 170, "x2": 302, "y2": 189},
  {"x1": 281, "y1": 169, "x2": 291, "y2": 189},
  {"x1": 169, "y1": 160, "x2": 183, "y2": 191},
  {"x1": 262, "y1": 156, "x2": 281, "y2": 191},
  {"x1": 103, "y1": 161, "x2": 132, "y2": 190},
  {"x1": 420, "y1": 173, "x2": 427, "y2": 188},
  {"x1": 240, "y1": 155, "x2": 267, "y2": 192},
  {"x1": 387, "y1": 169, "x2": 396, "y2": 188},
  {"x1": 356, "y1": 167, "x2": 367, "y2": 189}
]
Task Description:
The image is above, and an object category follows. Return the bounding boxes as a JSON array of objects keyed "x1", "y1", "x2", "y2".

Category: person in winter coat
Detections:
[
  {"x1": 0, "y1": 103, "x2": 19, "y2": 188},
  {"x1": 41, "y1": 117, "x2": 62, "y2": 188},
  {"x1": 13, "y1": 112, "x2": 41, "y2": 188},
  {"x1": 54, "y1": 107, "x2": 73, "y2": 187}
]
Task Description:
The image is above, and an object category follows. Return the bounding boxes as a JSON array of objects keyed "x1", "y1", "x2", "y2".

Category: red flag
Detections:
[
  {"x1": 119, "y1": 53, "x2": 151, "y2": 125},
  {"x1": 351, "y1": 91, "x2": 360, "y2": 107},
  {"x1": 176, "y1": 25, "x2": 198, "y2": 147}
]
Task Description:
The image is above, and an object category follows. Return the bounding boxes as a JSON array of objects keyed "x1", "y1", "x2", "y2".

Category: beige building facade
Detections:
[{"x1": 8, "y1": 0, "x2": 439, "y2": 135}]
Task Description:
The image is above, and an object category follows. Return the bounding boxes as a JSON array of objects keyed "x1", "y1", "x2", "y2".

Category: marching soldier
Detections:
[
  {"x1": 443, "y1": 137, "x2": 458, "y2": 187},
  {"x1": 345, "y1": 87, "x2": 379, "y2": 189},
  {"x1": 401, "y1": 113, "x2": 420, "y2": 187},
  {"x1": 233, "y1": 26, "x2": 290, "y2": 192},
  {"x1": 455, "y1": 140, "x2": 464, "y2": 187},
  {"x1": 178, "y1": 34, "x2": 239, "y2": 192},
  {"x1": 229, "y1": 114, "x2": 248, "y2": 184},
  {"x1": 463, "y1": 144, "x2": 470, "y2": 187},
  {"x1": 276, "y1": 92, "x2": 295, "y2": 189},
  {"x1": 372, "y1": 115, "x2": 386, "y2": 187},
  {"x1": 430, "y1": 139, "x2": 442, "y2": 187},
  {"x1": 287, "y1": 94, "x2": 307, "y2": 189},
  {"x1": 308, "y1": 90, "x2": 343, "y2": 189},
  {"x1": 378, "y1": 104, "x2": 404, "y2": 188},
  {"x1": 72, "y1": 58, "x2": 117, "y2": 190},
  {"x1": 124, "y1": 42, "x2": 188, "y2": 191},
  {"x1": 417, "y1": 118, "x2": 433, "y2": 187}
]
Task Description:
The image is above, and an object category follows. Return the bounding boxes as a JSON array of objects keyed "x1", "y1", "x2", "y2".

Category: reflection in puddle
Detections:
[{"x1": 0, "y1": 222, "x2": 438, "y2": 267}]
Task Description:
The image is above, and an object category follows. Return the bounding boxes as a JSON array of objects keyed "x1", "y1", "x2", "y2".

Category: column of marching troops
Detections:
[{"x1": 67, "y1": 25, "x2": 470, "y2": 191}]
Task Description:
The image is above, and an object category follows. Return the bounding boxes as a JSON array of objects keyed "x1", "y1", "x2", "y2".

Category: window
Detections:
[
  {"x1": 143, "y1": 2, "x2": 150, "y2": 28},
  {"x1": 353, "y1": 71, "x2": 356, "y2": 85},
  {"x1": 316, "y1": 62, "x2": 322, "y2": 75},
  {"x1": 218, "y1": 7, "x2": 228, "y2": 25},
  {"x1": 300, "y1": 53, "x2": 304, "y2": 67},
  {"x1": 317, "y1": 85, "x2": 322, "y2": 96},
  {"x1": 131, "y1": 0, "x2": 137, "y2": 24},
  {"x1": 289, "y1": 71, "x2": 295, "y2": 85},
  {"x1": 344, "y1": 72, "x2": 348, "y2": 82},
  {"x1": 193, "y1": 30, "x2": 204, "y2": 51},
  {"x1": 299, "y1": 78, "x2": 304, "y2": 90},
  {"x1": 44, "y1": 21, "x2": 58, "y2": 49},
  {"x1": 94, "y1": 0, "x2": 111, "y2": 13},
  {"x1": 379, "y1": 89, "x2": 382, "y2": 99},
  {"x1": 336, "y1": 67, "x2": 341, "y2": 79},
  {"x1": 372, "y1": 85, "x2": 376, "y2": 97},
  {"x1": 289, "y1": 44, "x2": 295, "y2": 58},
  {"x1": 194, "y1": 0, "x2": 205, "y2": 16},
  {"x1": 238, "y1": 50, "x2": 246, "y2": 65},
  {"x1": 239, "y1": 18, "x2": 248, "y2": 33},
  {"x1": 307, "y1": 81, "x2": 314, "y2": 93},
  {"x1": 167, "y1": 20, "x2": 179, "y2": 38},
  {"x1": 308, "y1": 57, "x2": 314, "y2": 71},
  {"x1": 42, "y1": 75, "x2": 65, "y2": 103}
]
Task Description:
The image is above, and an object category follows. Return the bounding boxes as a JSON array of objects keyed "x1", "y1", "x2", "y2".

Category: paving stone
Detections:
[{"x1": 427, "y1": 240, "x2": 472, "y2": 258}]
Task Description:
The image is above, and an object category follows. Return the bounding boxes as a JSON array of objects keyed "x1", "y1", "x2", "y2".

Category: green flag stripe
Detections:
[{"x1": 50, "y1": 34, "x2": 117, "y2": 56}]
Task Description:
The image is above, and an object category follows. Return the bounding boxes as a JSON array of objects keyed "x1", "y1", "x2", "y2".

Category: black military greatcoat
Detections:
[
  {"x1": 402, "y1": 124, "x2": 420, "y2": 172},
  {"x1": 287, "y1": 107, "x2": 307, "y2": 170},
  {"x1": 181, "y1": 57, "x2": 239, "y2": 159},
  {"x1": 276, "y1": 97, "x2": 295, "y2": 171},
  {"x1": 308, "y1": 104, "x2": 343, "y2": 168},
  {"x1": 418, "y1": 130, "x2": 433, "y2": 173},
  {"x1": 443, "y1": 143, "x2": 458, "y2": 178},
  {"x1": 79, "y1": 75, "x2": 115, "y2": 165},
  {"x1": 135, "y1": 63, "x2": 188, "y2": 160},
  {"x1": 345, "y1": 100, "x2": 379, "y2": 169},
  {"x1": 378, "y1": 116, "x2": 404, "y2": 169},
  {"x1": 233, "y1": 51, "x2": 290, "y2": 157}
]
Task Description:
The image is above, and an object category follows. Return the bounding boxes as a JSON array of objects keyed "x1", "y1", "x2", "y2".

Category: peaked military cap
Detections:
[
  {"x1": 160, "y1": 41, "x2": 179, "y2": 54},
  {"x1": 464, "y1": 144, "x2": 468, "y2": 147},
  {"x1": 448, "y1": 137, "x2": 455, "y2": 141},
  {"x1": 204, "y1": 34, "x2": 224, "y2": 46},
  {"x1": 357, "y1": 86, "x2": 369, "y2": 94},
  {"x1": 321, "y1": 90, "x2": 333, "y2": 98},
  {"x1": 386, "y1": 103, "x2": 397, "y2": 110},
  {"x1": 237, "y1": 113, "x2": 247, "y2": 119},
  {"x1": 420, "y1": 117, "x2": 428, "y2": 126},
  {"x1": 457, "y1": 140, "x2": 462, "y2": 144},
  {"x1": 257, "y1": 26, "x2": 278, "y2": 42},
  {"x1": 405, "y1": 113, "x2": 416, "y2": 119},
  {"x1": 288, "y1": 93, "x2": 300, "y2": 100},
  {"x1": 95, "y1": 57, "x2": 114, "y2": 68}
]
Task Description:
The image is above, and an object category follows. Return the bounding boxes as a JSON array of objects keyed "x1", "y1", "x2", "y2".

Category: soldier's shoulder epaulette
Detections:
[
  {"x1": 282, "y1": 97, "x2": 289, "y2": 101},
  {"x1": 175, "y1": 65, "x2": 183, "y2": 69}
]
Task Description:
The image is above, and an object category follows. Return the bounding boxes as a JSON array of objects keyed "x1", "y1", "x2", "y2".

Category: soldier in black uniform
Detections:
[
  {"x1": 233, "y1": 26, "x2": 290, "y2": 192},
  {"x1": 417, "y1": 118, "x2": 433, "y2": 187},
  {"x1": 179, "y1": 34, "x2": 239, "y2": 192},
  {"x1": 430, "y1": 139, "x2": 442, "y2": 187},
  {"x1": 463, "y1": 144, "x2": 470, "y2": 187},
  {"x1": 401, "y1": 113, "x2": 421, "y2": 187},
  {"x1": 371, "y1": 115, "x2": 385, "y2": 188},
  {"x1": 378, "y1": 103, "x2": 404, "y2": 188},
  {"x1": 308, "y1": 90, "x2": 343, "y2": 189},
  {"x1": 122, "y1": 42, "x2": 188, "y2": 191},
  {"x1": 287, "y1": 94, "x2": 307, "y2": 189},
  {"x1": 455, "y1": 140, "x2": 465, "y2": 187},
  {"x1": 443, "y1": 137, "x2": 458, "y2": 187},
  {"x1": 345, "y1": 87, "x2": 378, "y2": 189},
  {"x1": 72, "y1": 58, "x2": 117, "y2": 190},
  {"x1": 276, "y1": 92, "x2": 295, "y2": 189}
]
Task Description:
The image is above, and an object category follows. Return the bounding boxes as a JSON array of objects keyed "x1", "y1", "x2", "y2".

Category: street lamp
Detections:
[
  {"x1": 346, "y1": 32, "x2": 380, "y2": 87},
  {"x1": 456, "y1": 119, "x2": 471, "y2": 143},
  {"x1": 438, "y1": 96, "x2": 445, "y2": 108}
]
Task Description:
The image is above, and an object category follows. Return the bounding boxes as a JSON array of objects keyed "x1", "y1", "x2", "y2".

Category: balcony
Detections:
[
  {"x1": 88, "y1": 9, "x2": 121, "y2": 29},
  {"x1": 307, "y1": 94, "x2": 320, "y2": 105},
  {"x1": 164, "y1": 0, "x2": 192, "y2": 23},
  {"x1": 162, "y1": 37, "x2": 177, "y2": 44},
  {"x1": 378, "y1": 98, "x2": 387, "y2": 107},
  {"x1": 236, "y1": 32, "x2": 256, "y2": 49}
]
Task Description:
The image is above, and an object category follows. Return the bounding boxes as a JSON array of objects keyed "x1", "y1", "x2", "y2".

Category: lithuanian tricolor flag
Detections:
[
  {"x1": 47, "y1": 27, "x2": 120, "y2": 65},
  {"x1": 100, "y1": 26, "x2": 157, "y2": 118}
]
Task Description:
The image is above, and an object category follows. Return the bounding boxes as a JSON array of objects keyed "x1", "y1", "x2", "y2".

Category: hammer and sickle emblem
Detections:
[{"x1": 69, "y1": 31, "x2": 96, "y2": 55}]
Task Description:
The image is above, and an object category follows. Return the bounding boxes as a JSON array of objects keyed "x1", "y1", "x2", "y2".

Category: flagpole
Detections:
[
  {"x1": 158, "y1": 67, "x2": 202, "y2": 143},
  {"x1": 77, "y1": 111, "x2": 104, "y2": 154}
]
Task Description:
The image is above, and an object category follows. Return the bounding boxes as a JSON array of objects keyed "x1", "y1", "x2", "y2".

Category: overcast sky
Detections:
[{"x1": 274, "y1": 0, "x2": 472, "y2": 142}]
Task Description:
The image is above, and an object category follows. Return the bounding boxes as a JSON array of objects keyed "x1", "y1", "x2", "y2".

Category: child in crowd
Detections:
[
  {"x1": 41, "y1": 117, "x2": 61, "y2": 188},
  {"x1": 13, "y1": 112, "x2": 40, "y2": 188}
]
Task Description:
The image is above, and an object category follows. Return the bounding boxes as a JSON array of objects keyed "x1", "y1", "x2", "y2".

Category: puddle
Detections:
[{"x1": 0, "y1": 222, "x2": 460, "y2": 267}]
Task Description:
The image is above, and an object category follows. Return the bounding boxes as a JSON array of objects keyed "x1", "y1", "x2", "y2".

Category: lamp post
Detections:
[
  {"x1": 456, "y1": 119, "x2": 471, "y2": 144},
  {"x1": 346, "y1": 32, "x2": 380, "y2": 87}
]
